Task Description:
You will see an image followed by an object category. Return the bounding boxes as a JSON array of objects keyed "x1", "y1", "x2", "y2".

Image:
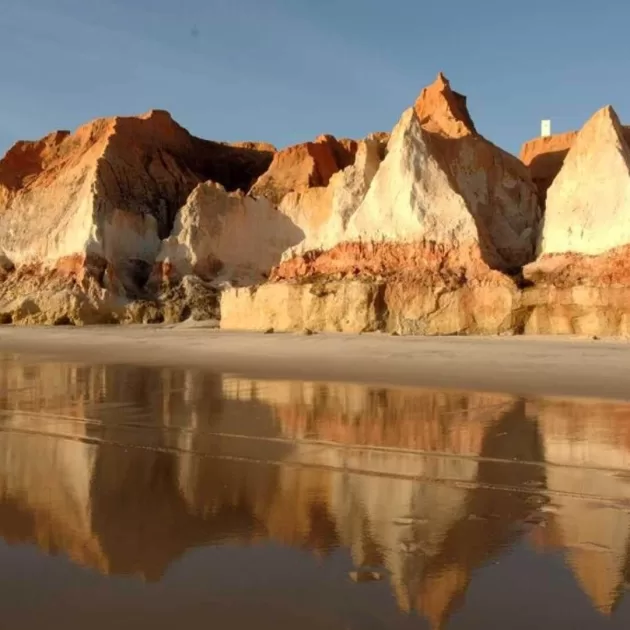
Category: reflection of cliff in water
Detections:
[
  {"x1": 532, "y1": 398, "x2": 630, "y2": 615},
  {"x1": 410, "y1": 400, "x2": 546, "y2": 629},
  {"x1": 0, "y1": 357, "x2": 629, "y2": 626}
]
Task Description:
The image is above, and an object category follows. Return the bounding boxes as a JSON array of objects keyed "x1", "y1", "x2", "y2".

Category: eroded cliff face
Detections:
[
  {"x1": 223, "y1": 73, "x2": 541, "y2": 335},
  {"x1": 538, "y1": 106, "x2": 630, "y2": 257},
  {"x1": 0, "y1": 110, "x2": 274, "y2": 324},
  {"x1": 224, "y1": 83, "x2": 630, "y2": 336},
  {"x1": 4, "y1": 72, "x2": 630, "y2": 333},
  {"x1": 516, "y1": 107, "x2": 630, "y2": 335},
  {"x1": 272, "y1": 75, "x2": 540, "y2": 280},
  {"x1": 154, "y1": 182, "x2": 304, "y2": 287}
]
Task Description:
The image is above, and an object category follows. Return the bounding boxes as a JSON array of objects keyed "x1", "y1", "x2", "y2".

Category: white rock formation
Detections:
[
  {"x1": 347, "y1": 109, "x2": 479, "y2": 245},
  {"x1": 279, "y1": 134, "x2": 386, "y2": 257},
  {"x1": 157, "y1": 182, "x2": 305, "y2": 285},
  {"x1": 340, "y1": 108, "x2": 539, "y2": 271},
  {"x1": 539, "y1": 106, "x2": 630, "y2": 256}
]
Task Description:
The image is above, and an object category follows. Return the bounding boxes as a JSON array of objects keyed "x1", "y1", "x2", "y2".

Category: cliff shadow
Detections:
[{"x1": 527, "y1": 148, "x2": 571, "y2": 209}]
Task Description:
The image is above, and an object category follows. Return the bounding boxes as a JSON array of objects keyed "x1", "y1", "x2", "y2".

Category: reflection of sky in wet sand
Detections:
[{"x1": 0, "y1": 355, "x2": 629, "y2": 628}]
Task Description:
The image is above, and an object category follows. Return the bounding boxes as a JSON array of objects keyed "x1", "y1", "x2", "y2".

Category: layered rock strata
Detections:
[
  {"x1": 4, "y1": 73, "x2": 630, "y2": 334},
  {"x1": 222, "y1": 73, "x2": 541, "y2": 334},
  {"x1": 224, "y1": 86, "x2": 630, "y2": 336},
  {"x1": 520, "y1": 106, "x2": 630, "y2": 336}
]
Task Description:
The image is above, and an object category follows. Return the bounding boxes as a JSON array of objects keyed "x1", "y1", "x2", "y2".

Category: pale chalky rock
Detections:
[
  {"x1": 346, "y1": 108, "x2": 480, "y2": 247},
  {"x1": 278, "y1": 133, "x2": 387, "y2": 258},
  {"x1": 539, "y1": 106, "x2": 630, "y2": 256},
  {"x1": 155, "y1": 181, "x2": 304, "y2": 286},
  {"x1": 0, "y1": 111, "x2": 273, "y2": 272}
]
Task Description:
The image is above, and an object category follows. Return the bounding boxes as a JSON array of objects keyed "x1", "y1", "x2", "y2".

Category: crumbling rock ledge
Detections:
[
  {"x1": 221, "y1": 277, "x2": 524, "y2": 336},
  {"x1": 221, "y1": 280, "x2": 630, "y2": 338}
]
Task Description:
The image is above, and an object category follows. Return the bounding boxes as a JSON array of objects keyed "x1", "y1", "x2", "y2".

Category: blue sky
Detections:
[{"x1": 0, "y1": 0, "x2": 628, "y2": 156}]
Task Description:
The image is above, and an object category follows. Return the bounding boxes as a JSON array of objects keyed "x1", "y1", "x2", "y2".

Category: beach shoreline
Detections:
[{"x1": 1, "y1": 325, "x2": 629, "y2": 402}]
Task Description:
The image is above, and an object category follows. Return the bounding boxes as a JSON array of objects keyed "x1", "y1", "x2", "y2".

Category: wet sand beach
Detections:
[{"x1": 1, "y1": 326, "x2": 629, "y2": 401}]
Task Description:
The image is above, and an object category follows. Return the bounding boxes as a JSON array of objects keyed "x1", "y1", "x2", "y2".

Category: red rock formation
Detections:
[
  {"x1": 414, "y1": 72, "x2": 477, "y2": 138},
  {"x1": 524, "y1": 244, "x2": 630, "y2": 288},
  {"x1": 0, "y1": 111, "x2": 273, "y2": 203},
  {"x1": 250, "y1": 134, "x2": 358, "y2": 204},
  {"x1": 271, "y1": 241, "x2": 497, "y2": 287}
]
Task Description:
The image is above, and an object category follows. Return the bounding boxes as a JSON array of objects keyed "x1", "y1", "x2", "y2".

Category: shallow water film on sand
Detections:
[{"x1": 0, "y1": 353, "x2": 629, "y2": 629}]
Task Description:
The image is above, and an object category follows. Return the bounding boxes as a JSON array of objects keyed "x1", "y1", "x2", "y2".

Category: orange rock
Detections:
[
  {"x1": 228, "y1": 140, "x2": 278, "y2": 153},
  {"x1": 250, "y1": 134, "x2": 359, "y2": 205},
  {"x1": 519, "y1": 131, "x2": 578, "y2": 205},
  {"x1": 271, "y1": 241, "x2": 498, "y2": 287},
  {"x1": 414, "y1": 72, "x2": 477, "y2": 138},
  {"x1": 524, "y1": 244, "x2": 630, "y2": 288},
  {"x1": 0, "y1": 108, "x2": 274, "y2": 209}
]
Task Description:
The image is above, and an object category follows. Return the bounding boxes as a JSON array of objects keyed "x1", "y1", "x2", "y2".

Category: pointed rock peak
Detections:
[
  {"x1": 314, "y1": 133, "x2": 337, "y2": 144},
  {"x1": 579, "y1": 105, "x2": 624, "y2": 137},
  {"x1": 414, "y1": 72, "x2": 477, "y2": 138},
  {"x1": 387, "y1": 108, "x2": 423, "y2": 145},
  {"x1": 559, "y1": 105, "x2": 630, "y2": 171},
  {"x1": 435, "y1": 71, "x2": 449, "y2": 87},
  {"x1": 540, "y1": 104, "x2": 630, "y2": 256}
]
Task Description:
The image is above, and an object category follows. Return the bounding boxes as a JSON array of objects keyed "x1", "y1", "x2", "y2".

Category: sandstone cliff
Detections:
[
  {"x1": 223, "y1": 74, "x2": 541, "y2": 335},
  {"x1": 223, "y1": 81, "x2": 630, "y2": 337},
  {"x1": 538, "y1": 106, "x2": 630, "y2": 257},
  {"x1": 272, "y1": 73, "x2": 540, "y2": 281},
  {"x1": 519, "y1": 131, "x2": 577, "y2": 206},
  {"x1": 0, "y1": 110, "x2": 274, "y2": 324},
  {"x1": 518, "y1": 106, "x2": 630, "y2": 336},
  {"x1": 4, "y1": 73, "x2": 630, "y2": 334}
]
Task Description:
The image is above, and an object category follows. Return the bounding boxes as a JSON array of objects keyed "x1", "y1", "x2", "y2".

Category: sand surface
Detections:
[{"x1": 1, "y1": 325, "x2": 629, "y2": 401}]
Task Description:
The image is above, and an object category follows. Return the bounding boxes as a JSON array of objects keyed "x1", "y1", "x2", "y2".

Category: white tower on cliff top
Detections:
[{"x1": 541, "y1": 119, "x2": 551, "y2": 137}]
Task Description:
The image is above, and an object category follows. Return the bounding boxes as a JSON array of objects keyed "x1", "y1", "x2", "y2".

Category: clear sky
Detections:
[{"x1": 0, "y1": 0, "x2": 628, "y2": 156}]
